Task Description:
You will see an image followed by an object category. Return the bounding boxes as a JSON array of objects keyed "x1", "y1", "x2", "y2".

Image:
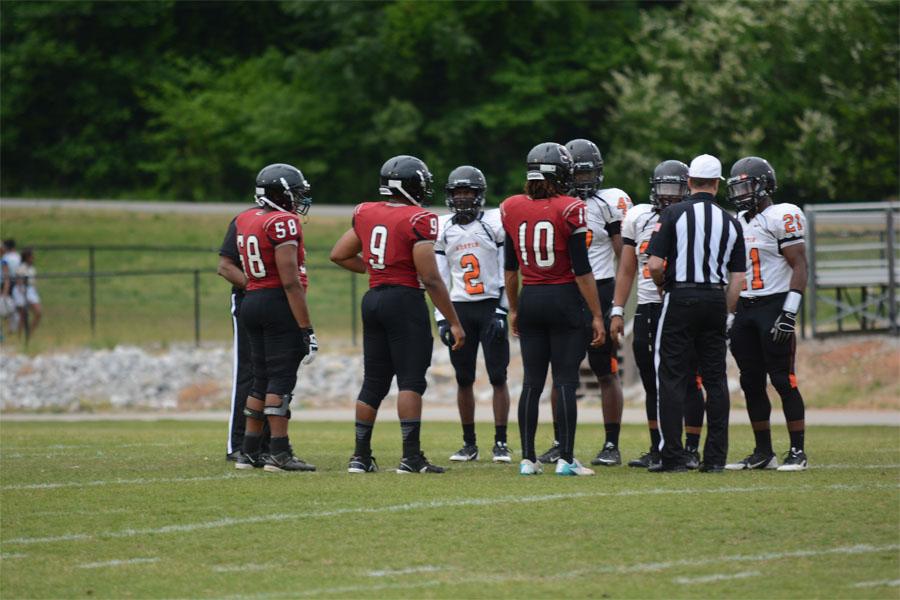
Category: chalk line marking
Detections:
[
  {"x1": 850, "y1": 579, "x2": 900, "y2": 588},
  {"x1": 0, "y1": 553, "x2": 27, "y2": 559},
  {"x1": 674, "y1": 570, "x2": 760, "y2": 584},
  {"x1": 2, "y1": 473, "x2": 244, "y2": 491},
  {"x1": 4, "y1": 482, "x2": 896, "y2": 546},
  {"x1": 77, "y1": 557, "x2": 159, "y2": 569},
  {"x1": 367, "y1": 565, "x2": 444, "y2": 577}
]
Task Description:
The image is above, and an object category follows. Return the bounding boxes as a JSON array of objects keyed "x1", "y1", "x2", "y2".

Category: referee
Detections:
[{"x1": 646, "y1": 154, "x2": 746, "y2": 472}]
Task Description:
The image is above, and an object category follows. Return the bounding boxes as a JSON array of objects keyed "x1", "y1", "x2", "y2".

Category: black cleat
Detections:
[
  {"x1": 397, "y1": 452, "x2": 445, "y2": 474},
  {"x1": 777, "y1": 448, "x2": 808, "y2": 472},
  {"x1": 684, "y1": 446, "x2": 701, "y2": 470},
  {"x1": 235, "y1": 452, "x2": 265, "y2": 470},
  {"x1": 348, "y1": 454, "x2": 378, "y2": 473},
  {"x1": 591, "y1": 442, "x2": 622, "y2": 466},
  {"x1": 537, "y1": 442, "x2": 561, "y2": 465},
  {"x1": 725, "y1": 449, "x2": 778, "y2": 471},
  {"x1": 648, "y1": 461, "x2": 688, "y2": 473},
  {"x1": 628, "y1": 449, "x2": 661, "y2": 469},
  {"x1": 492, "y1": 442, "x2": 512, "y2": 463},
  {"x1": 226, "y1": 450, "x2": 243, "y2": 462},
  {"x1": 449, "y1": 444, "x2": 479, "y2": 462},
  {"x1": 263, "y1": 450, "x2": 316, "y2": 473},
  {"x1": 698, "y1": 462, "x2": 725, "y2": 473}
]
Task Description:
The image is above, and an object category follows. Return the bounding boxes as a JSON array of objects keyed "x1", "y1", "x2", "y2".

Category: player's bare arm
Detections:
[
  {"x1": 413, "y1": 242, "x2": 465, "y2": 351},
  {"x1": 503, "y1": 268, "x2": 519, "y2": 337},
  {"x1": 217, "y1": 255, "x2": 247, "y2": 290},
  {"x1": 783, "y1": 243, "x2": 808, "y2": 293},
  {"x1": 726, "y1": 270, "x2": 745, "y2": 315},
  {"x1": 611, "y1": 233, "x2": 624, "y2": 261},
  {"x1": 575, "y1": 271, "x2": 606, "y2": 347},
  {"x1": 609, "y1": 249, "x2": 637, "y2": 342},
  {"x1": 329, "y1": 228, "x2": 367, "y2": 274},
  {"x1": 275, "y1": 243, "x2": 312, "y2": 329},
  {"x1": 648, "y1": 255, "x2": 665, "y2": 287}
]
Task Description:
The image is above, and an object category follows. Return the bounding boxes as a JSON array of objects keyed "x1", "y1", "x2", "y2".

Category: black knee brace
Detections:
[{"x1": 243, "y1": 406, "x2": 265, "y2": 422}]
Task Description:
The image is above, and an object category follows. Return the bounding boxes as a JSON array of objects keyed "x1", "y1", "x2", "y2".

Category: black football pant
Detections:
[
  {"x1": 241, "y1": 288, "x2": 307, "y2": 398},
  {"x1": 517, "y1": 283, "x2": 588, "y2": 463},
  {"x1": 729, "y1": 292, "x2": 805, "y2": 426},
  {"x1": 227, "y1": 293, "x2": 268, "y2": 454},
  {"x1": 448, "y1": 298, "x2": 509, "y2": 387},
  {"x1": 655, "y1": 289, "x2": 729, "y2": 467},
  {"x1": 633, "y1": 302, "x2": 705, "y2": 433}
]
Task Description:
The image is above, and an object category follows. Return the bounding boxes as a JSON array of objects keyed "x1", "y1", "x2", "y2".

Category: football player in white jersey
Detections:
[
  {"x1": 434, "y1": 166, "x2": 512, "y2": 463},
  {"x1": 536, "y1": 139, "x2": 631, "y2": 467},
  {"x1": 725, "y1": 157, "x2": 809, "y2": 472},
  {"x1": 609, "y1": 160, "x2": 706, "y2": 469}
]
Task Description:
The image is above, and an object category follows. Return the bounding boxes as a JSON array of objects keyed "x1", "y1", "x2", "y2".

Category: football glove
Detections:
[
  {"x1": 487, "y1": 307, "x2": 508, "y2": 341},
  {"x1": 771, "y1": 310, "x2": 796, "y2": 344},
  {"x1": 726, "y1": 312, "x2": 735, "y2": 335},
  {"x1": 301, "y1": 328, "x2": 318, "y2": 365},
  {"x1": 437, "y1": 320, "x2": 454, "y2": 347}
]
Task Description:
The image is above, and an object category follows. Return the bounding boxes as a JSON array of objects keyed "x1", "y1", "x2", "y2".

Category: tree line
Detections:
[{"x1": 2, "y1": 0, "x2": 897, "y2": 206}]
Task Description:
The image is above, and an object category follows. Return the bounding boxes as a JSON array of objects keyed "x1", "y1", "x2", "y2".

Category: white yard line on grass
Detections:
[
  {"x1": 850, "y1": 579, "x2": 900, "y2": 588},
  {"x1": 367, "y1": 565, "x2": 444, "y2": 577},
  {"x1": 77, "y1": 557, "x2": 159, "y2": 569},
  {"x1": 815, "y1": 464, "x2": 900, "y2": 470},
  {"x1": 0, "y1": 553, "x2": 27, "y2": 559},
  {"x1": 4, "y1": 482, "x2": 897, "y2": 546},
  {"x1": 1, "y1": 442, "x2": 187, "y2": 452},
  {"x1": 2, "y1": 473, "x2": 243, "y2": 491},
  {"x1": 223, "y1": 543, "x2": 900, "y2": 599},
  {"x1": 213, "y1": 564, "x2": 277, "y2": 573},
  {"x1": 674, "y1": 571, "x2": 760, "y2": 584}
]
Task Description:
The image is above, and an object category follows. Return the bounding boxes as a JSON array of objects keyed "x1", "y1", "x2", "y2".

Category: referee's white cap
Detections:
[{"x1": 688, "y1": 154, "x2": 725, "y2": 180}]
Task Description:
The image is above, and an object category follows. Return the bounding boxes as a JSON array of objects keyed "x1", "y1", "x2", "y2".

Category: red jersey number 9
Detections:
[{"x1": 369, "y1": 225, "x2": 388, "y2": 270}]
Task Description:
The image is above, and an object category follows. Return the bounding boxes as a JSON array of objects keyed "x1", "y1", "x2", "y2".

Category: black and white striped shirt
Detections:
[{"x1": 647, "y1": 192, "x2": 745, "y2": 289}]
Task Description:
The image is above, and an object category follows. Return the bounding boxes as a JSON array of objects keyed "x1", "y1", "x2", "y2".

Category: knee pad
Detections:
[
  {"x1": 397, "y1": 377, "x2": 427, "y2": 396},
  {"x1": 455, "y1": 374, "x2": 475, "y2": 388},
  {"x1": 769, "y1": 371, "x2": 796, "y2": 397},
  {"x1": 587, "y1": 351, "x2": 613, "y2": 378},
  {"x1": 488, "y1": 372, "x2": 507, "y2": 387},
  {"x1": 243, "y1": 406, "x2": 265, "y2": 422},
  {"x1": 249, "y1": 390, "x2": 265, "y2": 401},
  {"x1": 263, "y1": 393, "x2": 292, "y2": 418}
]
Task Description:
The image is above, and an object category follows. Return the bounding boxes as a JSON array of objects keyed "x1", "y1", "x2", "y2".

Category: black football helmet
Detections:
[
  {"x1": 649, "y1": 160, "x2": 689, "y2": 209},
  {"x1": 526, "y1": 142, "x2": 574, "y2": 191},
  {"x1": 445, "y1": 165, "x2": 487, "y2": 224},
  {"x1": 727, "y1": 156, "x2": 777, "y2": 212},
  {"x1": 565, "y1": 139, "x2": 604, "y2": 199},
  {"x1": 379, "y1": 155, "x2": 434, "y2": 206},
  {"x1": 255, "y1": 163, "x2": 312, "y2": 215}
]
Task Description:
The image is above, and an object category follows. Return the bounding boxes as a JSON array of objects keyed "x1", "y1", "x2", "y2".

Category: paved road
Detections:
[
  {"x1": 3, "y1": 408, "x2": 898, "y2": 426},
  {"x1": 1, "y1": 198, "x2": 451, "y2": 217}
]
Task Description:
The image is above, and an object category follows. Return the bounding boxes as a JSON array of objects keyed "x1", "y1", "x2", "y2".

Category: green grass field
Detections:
[{"x1": 1, "y1": 421, "x2": 898, "y2": 598}]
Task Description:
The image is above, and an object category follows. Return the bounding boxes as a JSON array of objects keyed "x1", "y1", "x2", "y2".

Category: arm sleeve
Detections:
[
  {"x1": 727, "y1": 220, "x2": 747, "y2": 273},
  {"x1": 504, "y1": 233, "x2": 519, "y2": 271},
  {"x1": 604, "y1": 221, "x2": 621, "y2": 237},
  {"x1": 568, "y1": 231, "x2": 591, "y2": 276},
  {"x1": 218, "y1": 218, "x2": 240, "y2": 261},
  {"x1": 647, "y1": 208, "x2": 674, "y2": 259}
]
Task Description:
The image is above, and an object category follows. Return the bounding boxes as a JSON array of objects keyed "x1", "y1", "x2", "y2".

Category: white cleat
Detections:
[
  {"x1": 519, "y1": 459, "x2": 543, "y2": 475},
  {"x1": 555, "y1": 458, "x2": 595, "y2": 476}
]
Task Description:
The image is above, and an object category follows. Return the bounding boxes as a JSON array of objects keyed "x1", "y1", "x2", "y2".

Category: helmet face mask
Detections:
[
  {"x1": 379, "y1": 155, "x2": 434, "y2": 206},
  {"x1": 526, "y1": 142, "x2": 574, "y2": 192},
  {"x1": 727, "y1": 157, "x2": 777, "y2": 213},
  {"x1": 649, "y1": 160, "x2": 689, "y2": 210},
  {"x1": 565, "y1": 139, "x2": 604, "y2": 200},
  {"x1": 445, "y1": 165, "x2": 486, "y2": 223},
  {"x1": 255, "y1": 164, "x2": 312, "y2": 215}
]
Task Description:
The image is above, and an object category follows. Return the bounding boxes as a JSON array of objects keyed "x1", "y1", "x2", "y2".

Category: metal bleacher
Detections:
[{"x1": 807, "y1": 201, "x2": 899, "y2": 337}]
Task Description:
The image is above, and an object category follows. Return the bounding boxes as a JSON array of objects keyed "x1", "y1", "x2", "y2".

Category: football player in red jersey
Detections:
[
  {"x1": 330, "y1": 155, "x2": 465, "y2": 474},
  {"x1": 502, "y1": 142, "x2": 606, "y2": 476},
  {"x1": 233, "y1": 163, "x2": 318, "y2": 473}
]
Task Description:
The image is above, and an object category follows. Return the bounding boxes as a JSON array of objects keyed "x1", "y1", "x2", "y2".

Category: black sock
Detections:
[
  {"x1": 789, "y1": 429, "x2": 805, "y2": 451},
  {"x1": 241, "y1": 432, "x2": 262, "y2": 455},
  {"x1": 355, "y1": 420, "x2": 374, "y2": 457},
  {"x1": 753, "y1": 429, "x2": 773, "y2": 454},
  {"x1": 462, "y1": 423, "x2": 476, "y2": 446},
  {"x1": 555, "y1": 384, "x2": 578, "y2": 463},
  {"x1": 649, "y1": 428, "x2": 661, "y2": 452},
  {"x1": 518, "y1": 385, "x2": 541, "y2": 462},
  {"x1": 552, "y1": 418, "x2": 560, "y2": 447},
  {"x1": 400, "y1": 419, "x2": 421, "y2": 459},
  {"x1": 270, "y1": 436, "x2": 290, "y2": 455},
  {"x1": 604, "y1": 423, "x2": 621, "y2": 447},
  {"x1": 685, "y1": 432, "x2": 700, "y2": 450},
  {"x1": 495, "y1": 425, "x2": 507, "y2": 444}
]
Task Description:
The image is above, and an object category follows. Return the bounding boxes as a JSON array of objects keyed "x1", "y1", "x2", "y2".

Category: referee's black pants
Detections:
[
  {"x1": 655, "y1": 288, "x2": 729, "y2": 467},
  {"x1": 227, "y1": 292, "x2": 268, "y2": 455}
]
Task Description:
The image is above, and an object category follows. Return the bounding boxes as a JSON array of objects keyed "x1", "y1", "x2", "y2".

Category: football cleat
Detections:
[
  {"x1": 684, "y1": 446, "x2": 701, "y2": 470},
  {"x1": 397, "y1": 452, "x2": 446, "y2": 474},
  {"x1": 226, "y1": 450, "x2": 242, "y2": 462},
  {"x1": 449, "y1": 444, "x2": 479, "y2": 462},
  {"x1": 492, "y1": 442, "x2": 512, "y2": 463},
  {"x1": 235, "y1": 452, "x2": 265, "y2": 470},
  {"x1": 725, "y1": 449, "x2": 778, "y2": 471},
  {"x1": 590, "y1": 442, "x2": 621, "y2": 466},
  {"x1": 628, "y1": 449, "x2": 661, "y2": 469},
  {"x1": 698, "y1": 462, "x2": 725, "y2": 473},
  {"x1": 263, "y1": 450, "x2": 316, "y2": 473},
  {"x1": 537, "y1": 442, "x2": 561, "y2": 465},
  {"x1": 519, "y1": 459, "x2": 543, "y2": 475},
  {"x1": 776, "y1": 448, "x2": 808, "y2": 472},
  {"x1": 348, "y1": 455, "x2": 378, "y2": 474},
  {"x1": 555, "y1": 458, "x2": 595, "y2": 476}
]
